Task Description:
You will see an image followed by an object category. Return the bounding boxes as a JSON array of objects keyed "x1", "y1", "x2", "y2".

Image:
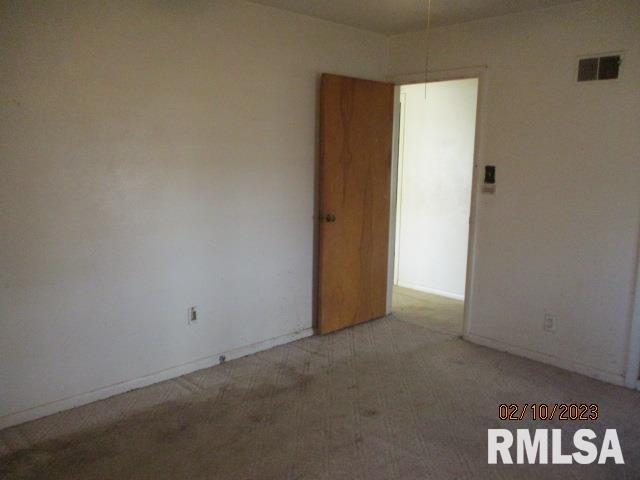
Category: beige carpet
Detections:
[
  {"x1": 1, "y1": 301, "x2": 640, "y2": 479},
  {"x1": 392, "y1": 286, "x2": 463, "y2": 335}
]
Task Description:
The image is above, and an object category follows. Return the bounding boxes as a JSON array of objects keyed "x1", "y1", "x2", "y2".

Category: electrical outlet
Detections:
[
  {"x1": 188, "y1": 306, "x2": 198, "y2": 325},
  {"x1": 543, "y1": 312, "x2": 557, "y2": 332}
]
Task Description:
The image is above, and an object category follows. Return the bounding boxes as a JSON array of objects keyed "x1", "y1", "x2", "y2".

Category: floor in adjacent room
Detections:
[
  {"x1": 391, "y1": 286, "x2": 464, "y2": 336},
  {"x1": 2, "y1": 299, "x2": 639, "y2": 479}
]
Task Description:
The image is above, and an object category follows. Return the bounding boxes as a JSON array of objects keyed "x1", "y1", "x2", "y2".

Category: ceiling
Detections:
[{"x1": 250, "y1": 0, "x2": 578, "y2": 35}]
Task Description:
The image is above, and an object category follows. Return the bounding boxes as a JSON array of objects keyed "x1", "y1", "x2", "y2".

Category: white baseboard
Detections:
[
  {"x1": 0, "y1": 328, "x2": 313, "y2": 431},
  {"x1": 464, "y1": 333, "x2": 626, "y2": 387},
  {"x1": 396, "y1": 281, "x2": 465, "y2": 301}
]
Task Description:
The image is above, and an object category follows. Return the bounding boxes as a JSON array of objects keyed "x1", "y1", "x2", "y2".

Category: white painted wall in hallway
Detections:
[{"x1": 395, "y1": 79, "x2": 478, "y2": 300}]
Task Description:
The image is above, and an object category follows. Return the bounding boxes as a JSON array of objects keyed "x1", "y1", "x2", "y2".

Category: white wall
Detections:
[
  {"x1": 395, "y1": 79, "x2": 477, "y2": 300},
  {"x1": 0, "y1": 0, "x2": 388, "y2": 427},
  {"x1": 389, "y1": 0, "x2": 640, "y2": 384}
]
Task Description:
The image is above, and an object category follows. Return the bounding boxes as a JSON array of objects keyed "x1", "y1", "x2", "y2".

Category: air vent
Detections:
[{"x1": 577, "y1": 54, "x2": 621, "y2": 82}]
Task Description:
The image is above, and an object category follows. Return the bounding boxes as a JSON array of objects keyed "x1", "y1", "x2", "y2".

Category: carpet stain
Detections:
[{"x1": 1, "y1": 299, "x2": 640, "y2": 479}]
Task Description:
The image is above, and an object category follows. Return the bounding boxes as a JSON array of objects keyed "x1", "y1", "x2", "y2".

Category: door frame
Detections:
[{"x1": 386, "y1": 66, "x2": 488, "y2": 338}]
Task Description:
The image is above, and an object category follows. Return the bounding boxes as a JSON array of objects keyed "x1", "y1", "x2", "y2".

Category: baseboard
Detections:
[
  {"x1": 464, "y1": 332, "x2": 626, "y2": 387},
  {"x1": 0, "y1": 328, "x2": 313, "y2": 431},
  {"x1": 396, "y1": 281, "x2": 465, "y2": 301}
]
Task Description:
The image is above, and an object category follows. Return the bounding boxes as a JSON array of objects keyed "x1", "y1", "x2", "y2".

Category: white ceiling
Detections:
[{"x1": 250, "y1": 0, "x2": 578, "y2": 35}]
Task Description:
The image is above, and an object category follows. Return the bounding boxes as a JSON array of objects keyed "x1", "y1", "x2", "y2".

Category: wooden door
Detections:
[{"x1": 317, "y1": 73, "x2": 395, "y2": 334}]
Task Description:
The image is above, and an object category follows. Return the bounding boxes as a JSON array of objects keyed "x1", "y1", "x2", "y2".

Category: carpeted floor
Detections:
[
  {"x1": 392, "y1": 286, "x2": 464, "y2": 335},
  {"x1": 1, "y1": 292, "x2": 639, "y2": 479}
]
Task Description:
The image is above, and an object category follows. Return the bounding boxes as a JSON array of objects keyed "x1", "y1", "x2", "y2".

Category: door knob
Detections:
[{"x1": 325, "y1": 213, "x2": 336, "y2": 223}]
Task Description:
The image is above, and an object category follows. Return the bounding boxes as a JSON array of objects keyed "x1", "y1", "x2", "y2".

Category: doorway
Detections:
[
  {"x1": 391, "y1": 78, "x2": 479, "y2": 335},
  {"x1": 315, "y1": 72, "x2": 482, "y2": 336}
]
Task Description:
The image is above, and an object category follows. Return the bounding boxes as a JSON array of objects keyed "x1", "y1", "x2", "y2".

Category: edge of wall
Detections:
[
  {"x1": 0, "y1": 328, "x2": 314, "y2": 430},
  {"x1": 464, "y1": 333, "x2": 626, "y2": 387}
]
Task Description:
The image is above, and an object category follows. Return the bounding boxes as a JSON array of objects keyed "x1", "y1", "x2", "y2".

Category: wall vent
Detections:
[{"x1": 577, "y1": 54, "x2": 621, "y2": 82}]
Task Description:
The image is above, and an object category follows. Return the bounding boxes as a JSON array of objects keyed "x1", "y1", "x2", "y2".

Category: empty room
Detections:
[{"x1": 1, "y1": 1, "x2": 639, "y2": 479}]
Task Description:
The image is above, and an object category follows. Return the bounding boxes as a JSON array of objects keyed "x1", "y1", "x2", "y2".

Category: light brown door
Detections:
[{"x1": 317, "y1": 73, "x2": 395, "y2": 334}]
